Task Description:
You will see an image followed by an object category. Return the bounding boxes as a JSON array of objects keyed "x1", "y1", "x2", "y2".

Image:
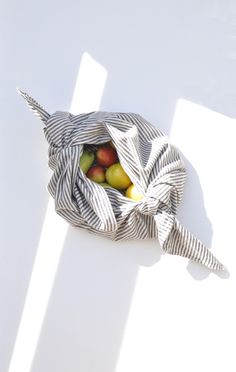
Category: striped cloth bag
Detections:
[{"x1": 18, "y1": 90, "x2": 224, "y2": 271}]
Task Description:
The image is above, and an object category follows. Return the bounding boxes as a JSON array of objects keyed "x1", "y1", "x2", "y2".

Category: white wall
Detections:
[{"x1": 1, "y1": 1, "x2": 236, "y2": 371}]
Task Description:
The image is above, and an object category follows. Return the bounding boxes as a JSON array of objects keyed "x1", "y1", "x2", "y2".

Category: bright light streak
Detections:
[
  {"x1": 169, "y1": 98, "x2": 236, "y2": 181},
  {"x1": 169, "y1": 98, "x2": 231, "y2": 154},
  {"x1": 8, "y1": 199, "x2": 68, "y2": 372},
  {"x1": 70, "y1": 52, "x2": 108, "y2": 114},
  {"x1": 8, "y1": 53, "x2": 107, "y2": 372}
]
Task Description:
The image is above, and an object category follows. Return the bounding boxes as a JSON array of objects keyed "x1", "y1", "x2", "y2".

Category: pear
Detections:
[{"x1": 79, "y1": 150, "x2": 95, "y2": 173}]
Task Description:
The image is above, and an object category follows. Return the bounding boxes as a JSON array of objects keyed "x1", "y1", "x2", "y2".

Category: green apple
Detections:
[
  {"x1": 105, "y1": 163, "x2": 132, "y2": 189},
  {"x1": 79, "y1": 150, "x2": 95, "y2": 173},
  {"x1": 100, "y1": 182, "x2": 111, "y2": 188}
]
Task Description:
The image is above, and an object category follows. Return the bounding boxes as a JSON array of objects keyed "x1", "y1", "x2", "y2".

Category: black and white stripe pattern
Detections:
[{"x1": 18, "y1": 90, "x2": 224, "y2": 271}]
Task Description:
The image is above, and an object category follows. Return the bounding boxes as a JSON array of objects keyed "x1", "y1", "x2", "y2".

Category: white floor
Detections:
[{"x1": 1, "y1": 1, "x2": 236, "y2": 371}]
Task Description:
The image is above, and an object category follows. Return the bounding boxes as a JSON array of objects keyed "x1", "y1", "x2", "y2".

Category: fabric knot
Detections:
[
  {"x1": 137, "y1": 196, "x2": 160, "y2": 215},
  {"x1": 136, "y1": 185, "x2": 176, "y2": 248}
]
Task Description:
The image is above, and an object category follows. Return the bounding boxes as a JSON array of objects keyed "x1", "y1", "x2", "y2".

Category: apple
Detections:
[
  {"x1": 126, "y1": 184, "x2": 144, "y2": 201},
  {"x1": 105, "y1": 163, "x2": 132, "y2": 189},
  {"x1": 79, "y1": 150, "x2": 95, "y2": 173},
  {"x1": 100, "y1": 182, "x2": 111, "y2": 188},
  {"x1": 87, "y1": 166, "x2": 105, "y2": 183},
  {"x1": 96, "y1": 145, "x2": 118, "y2": 167}
]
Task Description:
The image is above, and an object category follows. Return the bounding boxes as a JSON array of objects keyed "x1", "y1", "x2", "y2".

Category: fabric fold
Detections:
[
  {"x1": 163, "y1": 219, "x2": 225, "y2": 270},
  {"x1": 17, "y1": 89, "x2": 50, "y2": 124}
]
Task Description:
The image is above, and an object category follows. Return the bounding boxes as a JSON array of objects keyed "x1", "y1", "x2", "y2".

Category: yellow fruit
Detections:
[
  {"x1": 126, "y1": 184, "x2": 144, "y2": 201},
  {"x1": 105, "y1": 163, "x2": 132, "y2": 189}
]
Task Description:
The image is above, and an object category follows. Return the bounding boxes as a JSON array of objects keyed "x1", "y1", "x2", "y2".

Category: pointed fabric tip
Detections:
[
  {"x1": 163, "y1": 219, "x2": 225, "y2": 271},
  {"x1": 17, "y1": 88, "x2": 50, "y2": 125}
]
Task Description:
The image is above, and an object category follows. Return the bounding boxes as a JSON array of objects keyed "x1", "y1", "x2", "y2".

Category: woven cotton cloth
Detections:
[{"x1": 19, "y1": 90, "x2": 224, "y2": 270}]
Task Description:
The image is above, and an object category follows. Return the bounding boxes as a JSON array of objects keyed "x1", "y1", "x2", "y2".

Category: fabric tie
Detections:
[{"x1": 18, "y1": 89, "x2": 225, "y2": 271}]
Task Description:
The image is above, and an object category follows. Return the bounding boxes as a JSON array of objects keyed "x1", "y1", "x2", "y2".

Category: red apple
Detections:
[
  {"x1": 87, "y1": 166, "x2": 105, "y2": 183},
  {"x1": 96, "y1": 146, "x2": 118, "y2": 167}
]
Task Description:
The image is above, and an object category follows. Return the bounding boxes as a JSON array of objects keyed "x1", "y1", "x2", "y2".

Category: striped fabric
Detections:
[{"x1": 18, "y1": 90, "x2": 224, "y2": 270}]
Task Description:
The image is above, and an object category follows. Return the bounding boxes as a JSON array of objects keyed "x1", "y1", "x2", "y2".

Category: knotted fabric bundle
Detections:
[{"x1": 19, "y1": 90, "x2": 224, "y2": 270}]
